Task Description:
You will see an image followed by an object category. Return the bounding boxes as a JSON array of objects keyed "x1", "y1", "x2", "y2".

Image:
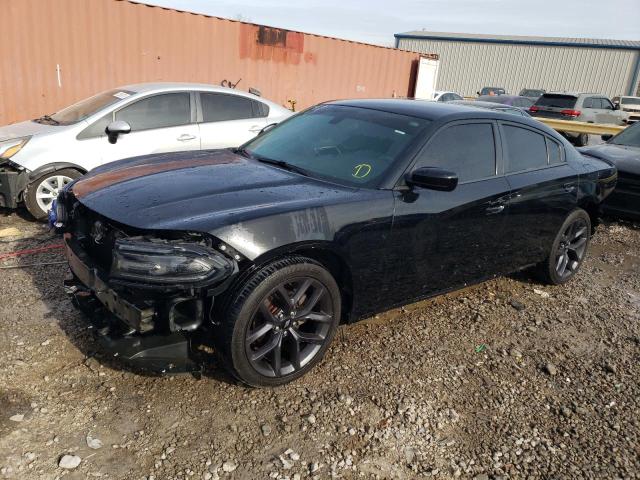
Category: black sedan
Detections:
[
  {"x1": 579, "y1": 122, "x2": 640, "y2": 219},
  {"x1": 55, "y1": 100, "x2": 617, "y2": 386}
]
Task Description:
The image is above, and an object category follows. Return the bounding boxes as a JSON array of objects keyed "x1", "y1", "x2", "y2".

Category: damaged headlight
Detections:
[{"x1": 111, "y1": 239, "x2": 234, "y2": 284}]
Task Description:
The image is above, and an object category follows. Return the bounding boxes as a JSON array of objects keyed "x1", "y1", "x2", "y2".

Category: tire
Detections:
[
  {"x1": 573, "y1": 133, "x2": 589, "y2": 147},
  {"x1": 24, "y1": 168, "x2": 82, "y2": 220},
  {"x1": 215, "y1": 256, "x2": 341, "y2": 387},
  {"x1": 536, "y1": 209, "x2": 591, "y2": 285}
]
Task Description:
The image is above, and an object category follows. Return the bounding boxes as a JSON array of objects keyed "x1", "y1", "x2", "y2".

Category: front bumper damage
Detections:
[
  {"x1": 0, "y1": 164, "x2": 28, "y2": 208},
  {"x1": 63, "y1": 233, "x2": 209, "y2": 374}
]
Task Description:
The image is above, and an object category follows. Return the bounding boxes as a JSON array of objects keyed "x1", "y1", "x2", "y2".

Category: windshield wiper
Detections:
[
  {"x1": 255, "y1": 156, "x2": 311, "y2": 177},
  {"x1": 234, "y1": 147, "x2": 254, "y2": 159},
  {"x1": 35, "y1": 114, "x2": 60, "y2": 125}
]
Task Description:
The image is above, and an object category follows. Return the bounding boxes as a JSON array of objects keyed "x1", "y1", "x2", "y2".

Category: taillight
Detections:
[
  {"x1": 529, "y1": 105, "x2": 539, "y2": 113},
  {"x1": 560, "y1": 109, "x2": 581, "y2": 118}
]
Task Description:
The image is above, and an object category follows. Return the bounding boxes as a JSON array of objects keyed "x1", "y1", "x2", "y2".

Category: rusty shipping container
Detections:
[{"x1": 0, "y1": 0, "x2": 433, "y2": 125}]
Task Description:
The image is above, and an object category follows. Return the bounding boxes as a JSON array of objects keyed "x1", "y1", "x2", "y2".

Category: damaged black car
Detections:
[{"x1": 54, "y1": 100, "x2": 617, "y2": 386}]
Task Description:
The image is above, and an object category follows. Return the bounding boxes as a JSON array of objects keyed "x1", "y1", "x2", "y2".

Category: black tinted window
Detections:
[
  {"x1": 418, "y1": 123, "x2": 496, "y2": 183},
  {"x1": 201, "y1": 93, "x2": 263, "y2": 122},
  {"x1": 504, "y1": 125, "x2": 548, "y2": 172},
  {"x1": 546, "y1": 138, "x2": 563, "y2": 164},
  {"x1": 115, "y1": 93, "x2": 190, "y2": 131},
  {"x1": 536, "y1": 94, "x2": 577, "y2": 109}
]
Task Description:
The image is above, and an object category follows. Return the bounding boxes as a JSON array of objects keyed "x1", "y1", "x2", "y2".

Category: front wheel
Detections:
[
  {"x1": 536, "y1": 209, "x2": 591, "y2": 285},
  {"x1": 216, "y1": 257, "x2": 341, "y2": 387},
  {"x1": 24, "y1": 168, "x2": 82, "y2": 220}
]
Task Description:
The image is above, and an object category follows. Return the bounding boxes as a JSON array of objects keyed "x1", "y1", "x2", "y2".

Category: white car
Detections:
[
  {"x1": 432, "y1": 90, "x2": 463, "y2": 102},
  {"x1": 613, "y1": 96, "x2": 640, "y2": 123},
  {"x1": 0, "y1": 83, "x2": 292, "y2": 219}
]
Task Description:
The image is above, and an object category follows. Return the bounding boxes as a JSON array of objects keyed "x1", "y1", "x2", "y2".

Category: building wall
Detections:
[
  {"x1": 397, "y1": 37, "x2": 640, "y2": 98},
  {"x1": 0, "y1": 0, "x2": 427, "y2": 125}
]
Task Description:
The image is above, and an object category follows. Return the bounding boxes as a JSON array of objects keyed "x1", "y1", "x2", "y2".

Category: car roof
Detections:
[
  {"x1": 115, "y1": 82, "x2": 281, "y2": 104},
  {"x1": 544, "y1": 92, "x2": 603, "y2": 97},
  {"x1": 328, "y1": 98, "x2": 541, "y2": 125}
]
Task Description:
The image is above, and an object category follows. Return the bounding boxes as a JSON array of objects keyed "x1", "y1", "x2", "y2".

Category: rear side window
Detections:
[
  {"x1": 583, "y1": 97, "x2": 594, "y2": 108},
  {"x1": 418, "y1": 123, "x2": 496, "y2": 183},
  {"x1": 503, "y1": 125, "x2": 548, "y2": 173},
  {"x1": 115, "y1": 93, "x2": 191, "y2": 131},
  {"x1": 536, "y1": 94, "x2": 577, "y2": 109},
  {"x1": 546, "y1": 138, "x2": 563, "y2": 165},
  {"x1": 200, "y1": 93, "x2": 268, "y2": 122}
]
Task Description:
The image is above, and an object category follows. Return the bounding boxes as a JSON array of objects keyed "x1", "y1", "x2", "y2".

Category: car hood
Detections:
[
  {"x1": 0, "y1": 119, "x2": 62, "y2": 142},
  {"x1": 71, "y1": 149, "x2": 358, "y2": 232},
  {"x1": 579, "y1": 143, "x2": 640, "y2": 176}
]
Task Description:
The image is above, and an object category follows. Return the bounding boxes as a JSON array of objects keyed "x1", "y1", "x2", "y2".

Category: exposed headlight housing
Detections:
[
  {"x1": 111, "y1": 239, "x2": 234, "y2": 285},
  {"x1": 0, "y1": 136, "x2": 31, "y2": 160}
]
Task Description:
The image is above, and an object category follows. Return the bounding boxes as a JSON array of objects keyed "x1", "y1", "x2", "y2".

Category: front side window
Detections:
[
  {"x1": 47, "y1": 89, "x2": 133, "y2": 125},
  {"x1": 244, "y1": 104, "x2": 431, "y2": 187},
  {"x1": 201, "y1": 93, "x2": 267, "y2": 122},
  {"x1": 503, "y1": 125, "x2": 548, "y2": 173},
  {"x1": 601, "y1": 98, "x2": 614, "y2": 110},
  {"x1": 416, "y1": 123, "x2": 496, "y2": 183},
  {"x1": 115, "y1": 93, "x2": 191, "y2": 131}
]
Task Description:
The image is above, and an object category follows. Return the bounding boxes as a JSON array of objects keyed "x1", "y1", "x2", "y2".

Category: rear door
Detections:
[
  {"x1": 197, "y1": 92, "x2": 269, "y2": 149},
  {"x1": 386, "y1": 120, "x2": 512, "y2": 306},
  {"x1": 499, "y1": 121, "x2": 578, "y2": 266},
  {"x1": 98, "y1": 92, "x2": 199, "y2": 165}
]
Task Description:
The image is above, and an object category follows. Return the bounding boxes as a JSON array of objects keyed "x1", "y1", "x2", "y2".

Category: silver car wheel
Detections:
[{"x1": 35, "y1": 174, "x2": 72, "y2": 213}]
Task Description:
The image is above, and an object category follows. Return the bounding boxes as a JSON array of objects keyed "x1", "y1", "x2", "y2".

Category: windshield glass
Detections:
[
  {"x1": 621, "y1": 97, "x2": 640, "y2": 106},
  {"x1": 535, "y1": 94, "x2": 577, "y2": 108},
  {"x1": 244, "y1": 104, "x2": 431, "y2": 187},
  {"x1": 48, "y1": 89, "x2": 134, "y2": 124},
  {"x1": 610, "y1": 122, "x2": 640, "y2": 147}
]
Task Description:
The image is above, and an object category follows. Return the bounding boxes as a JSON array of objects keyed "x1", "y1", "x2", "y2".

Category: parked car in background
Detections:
[
  {"x1": 519, "y1": 88, "x2": 546, "y2": 100},
  {"x1": 478, "y1": 87, "x2": 506, "y2": 96},
  {"x1": 431, "y1": 91, "x2": 464, "y2": 102},
  {"x1": 612, "y1": 96, "x2": 640, "y2": 123},
  {"x1": 579, "y1": 121, "x2": 640, "y2": 219},
  {"x1": 477, "y1": 94, "x2": 535, "y2": 109},
  {"x1": 0, "y1": 83, "x2": 292, "y2": 219},
  {"x1": 449, "y1": 100, "x2": 531, "y2": 117},
  {"x1": 529, "y1": 92, "x2": 629, "y2": 146},
  {"x1": 55, "y1": 99, "x2": 616, "y2": 386}
]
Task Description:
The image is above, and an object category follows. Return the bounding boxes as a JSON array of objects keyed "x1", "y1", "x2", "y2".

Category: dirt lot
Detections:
[{"x1": 0, "y1": 209, "x2": 638, "y2": 480}]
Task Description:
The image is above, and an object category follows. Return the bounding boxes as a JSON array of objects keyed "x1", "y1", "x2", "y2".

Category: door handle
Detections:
[
  {"x1": 485, "y1": 205, "x2": 505, "y2": 215},
  {"x1": 177, "y1": 134, "x2": 196, "y2": 141},
  {"x1": 248, "y1": 125, "x2": 263, "y2": 133}
]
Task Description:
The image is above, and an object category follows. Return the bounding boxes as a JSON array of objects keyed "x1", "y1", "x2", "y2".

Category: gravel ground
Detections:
[{"x1": 0, "y1": 208, "x2": 638, "y2": 480}]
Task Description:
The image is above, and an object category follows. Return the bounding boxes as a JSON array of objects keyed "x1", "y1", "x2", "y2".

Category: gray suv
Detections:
[{"x1": 529, "y1": 92, "x2": 628, "y2": 146}]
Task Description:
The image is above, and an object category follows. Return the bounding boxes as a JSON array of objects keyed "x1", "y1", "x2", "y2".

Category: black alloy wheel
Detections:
[
  {"x1": 554, "y1": 217, "x2": 589, "y2": 280},
  {"x1": 537, "y1": 209, "x2": 591, "y2": 285},
  {"x1": 217, "y1": 257, "x2": 340, "y2": 387}
]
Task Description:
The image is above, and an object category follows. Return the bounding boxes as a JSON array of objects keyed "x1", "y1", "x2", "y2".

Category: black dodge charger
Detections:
[{"x1": 55, "y1": 100, "x2": 617, "y2": 386}]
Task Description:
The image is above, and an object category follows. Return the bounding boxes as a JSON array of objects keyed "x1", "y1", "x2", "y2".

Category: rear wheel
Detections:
[
  {"x1": 24, "y1": 168, "x2": 81, "y2": 220},
  {"x1": 216, "y1": 257, "x2": 341, "y2": 387},
  {"x1": 536, "y1": 209, "x2": 591, "y2": 285},
  {"x1": 573, "y1": 133, "x2": 589, "y2": 147}
]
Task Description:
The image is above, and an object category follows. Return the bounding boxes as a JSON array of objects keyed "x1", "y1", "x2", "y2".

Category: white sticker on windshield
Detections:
[{"x1": 113, "y1": 91, "x2": 130, "y2": 99}]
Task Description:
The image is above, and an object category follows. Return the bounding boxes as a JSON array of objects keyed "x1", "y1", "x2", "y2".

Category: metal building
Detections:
[{"x1": 395, "y1": 31, "x2": 640, "y2": 98}]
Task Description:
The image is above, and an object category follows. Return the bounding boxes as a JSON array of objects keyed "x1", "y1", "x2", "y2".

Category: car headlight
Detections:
[
  {"x1": 0, "y1": 137, "x2": 31, "y2": 160},
  {"x1": 111, "y1": 239, "x2": 234, "y2": 284}
]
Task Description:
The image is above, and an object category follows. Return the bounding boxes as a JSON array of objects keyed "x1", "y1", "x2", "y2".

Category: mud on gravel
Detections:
[{"x1": 0, "y1": 209, "x2": 638, "y2": 480}]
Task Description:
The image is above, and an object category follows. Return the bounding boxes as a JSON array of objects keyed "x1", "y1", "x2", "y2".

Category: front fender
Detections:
[{"x1": 28, "y1": 162, "x2": 87, "y2": 181}]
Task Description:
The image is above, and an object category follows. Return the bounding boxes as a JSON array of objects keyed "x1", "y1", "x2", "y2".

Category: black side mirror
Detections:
[
  {"x1": 613, "y1": 103, "x2": 620, "y2": 110},
  {"x1": 106, "y1": 120, "x2": 132, "y2": 144},
  {"x1": 406, "y1": 167, "x2": 458, "y2": 191},
  {"x1": 601, "y1": 134, "x2": 613, "y2": 142}
]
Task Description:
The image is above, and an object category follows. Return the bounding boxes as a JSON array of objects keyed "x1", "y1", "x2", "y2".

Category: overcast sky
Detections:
[{"x1": 133, "y1": 0, "x2": 639, "y2": 46}]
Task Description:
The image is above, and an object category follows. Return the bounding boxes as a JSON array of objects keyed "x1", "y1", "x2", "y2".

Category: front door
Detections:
[
  {"x1": 99, "y1": 92, "x2": 200, "y2": 165},
  {"x1": 386, "y1": 121, "x2": 511, "y2": 306}
]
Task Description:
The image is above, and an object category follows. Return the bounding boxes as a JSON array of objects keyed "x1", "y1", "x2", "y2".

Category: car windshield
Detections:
[
  {"x1": 621, "y1": 97, "x2": 640, "y2": 106},
  {"x1": 610, "y1": 123, "x2": 640, "y2": 147},
  {"x1": 535, "y1": 94, "x2": 577, "y2": 109},
  {"x1": 46, "y1": 89, "x2": 134, "y2": 125},
  {"x1": 243, "y1": 104, "x2": 431, "y2": 187}
]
